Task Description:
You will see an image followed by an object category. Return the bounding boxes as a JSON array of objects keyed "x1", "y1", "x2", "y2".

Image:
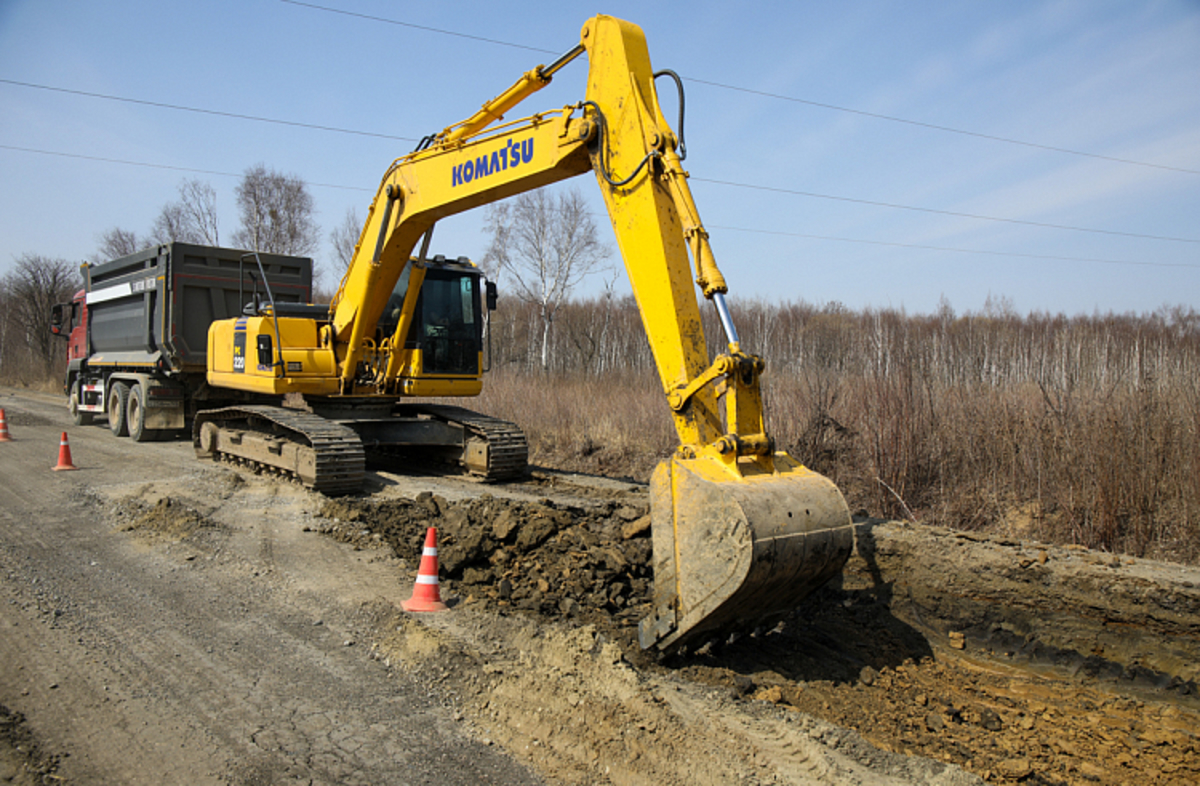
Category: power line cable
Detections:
[
  {"x1": 692, "y1": 177, "x2": 1200, "y2": 244},
  {"x1": 6, "y1": 69, "x2": 1192, "y2": 243},
  {"x1": 0, "y1": 144, "x2": 371, "y2": 192},
  {"x1": 682, "y1": 78, "x2": 1200, "y2": 176},
  {"x1": 0, "y1": 78, "x2": 416, "y2": 142},
  {"x1": 4, "y1": 112, "x2": 1195, "y2": 244},
  {"x1": 5, "y1": 144, "x2": 1188, "y2": 269},
  {"x1": 279, "y1": 0, "x2": 558, "y2": 54},
  {"x1": 279, "y1": 0, "x2": 1199, "y2": 176},
  {"x1": 709, "y1": 224, "x2": 1200, "y2": 269}
]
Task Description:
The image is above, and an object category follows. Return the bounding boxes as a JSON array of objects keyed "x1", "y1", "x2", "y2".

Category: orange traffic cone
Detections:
[
  {"x1": 402, "y1": 527, "x2": 449, "y2": 612},
  {"x1": 0, "y1": 409, "x2": 11, "y2": 442},
  {"x1": 52, "y1": 431, "x2": 78, "y2": 471}
]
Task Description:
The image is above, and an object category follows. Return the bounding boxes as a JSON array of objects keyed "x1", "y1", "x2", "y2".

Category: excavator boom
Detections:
[{"x1": 210, "y1": 14, "x2": 854, "y2": 651}]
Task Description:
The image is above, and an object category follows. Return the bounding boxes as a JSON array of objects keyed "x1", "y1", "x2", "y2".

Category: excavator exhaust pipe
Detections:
[{"x1": 639, "y1": 452, "x2": 854, "y2": 651}]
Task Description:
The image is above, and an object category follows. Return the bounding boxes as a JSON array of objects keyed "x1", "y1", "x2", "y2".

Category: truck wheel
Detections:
[
  {"x1": 70, "y1": 381, "x2": 94, "y2": 426},
  {"x1": 127, "y1": 384, "x2": 156, "y2": 443},
  {"x1": 108, "y1": 382, "x2": 130, "y2": 437}
]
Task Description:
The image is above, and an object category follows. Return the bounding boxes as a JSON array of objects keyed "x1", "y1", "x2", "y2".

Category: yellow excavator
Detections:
[{"x1": 197, "y1": 15, "x2": 853, "y2": 650}]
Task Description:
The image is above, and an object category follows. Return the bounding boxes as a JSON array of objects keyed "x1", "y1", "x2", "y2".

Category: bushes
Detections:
[{"x1": 476, "y1": 298, "x2": 1200, "y2": 564}]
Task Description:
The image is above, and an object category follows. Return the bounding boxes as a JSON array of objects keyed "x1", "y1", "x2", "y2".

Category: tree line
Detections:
[
  {"x1": 488, "y1": 293, "x2": 1200, "y2": 392},
  {"x1": 0, "y1": 164, "x2": 348, "y2": 382},
  {"x1": 477, "y1": 295, "x2": 1200, "y2": 562},
  {"x1": 93, "y1": 165, "x2": 323, "y2": 264}
]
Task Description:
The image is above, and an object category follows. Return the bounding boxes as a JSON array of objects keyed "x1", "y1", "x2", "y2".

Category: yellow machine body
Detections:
[{"x1": 204, "y1": 14, "x2": 853, "y2": 650}]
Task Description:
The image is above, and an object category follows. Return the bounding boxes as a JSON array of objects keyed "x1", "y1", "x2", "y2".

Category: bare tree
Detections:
[
  {"x1": 153, "y1": 179, "x2": 220, "y2": 245},
  {"x1": 152, "y1": 202, "x2": 191, "y2": 245},
  {"x1": 94, "y1": 228, "x2": 142, "y2": 262},
  {"x1": 329, "y1": 206, "x2": 363, "y2": 273},
  {"x1": 0, "y1": 254, "x2": 79, "y2": 379},
  {"x1": 482, "y1": 188, "x2": 611, "y2": 369},
  {"x1": 232, "y1": 164, "x2": 319, "y2": 257}
]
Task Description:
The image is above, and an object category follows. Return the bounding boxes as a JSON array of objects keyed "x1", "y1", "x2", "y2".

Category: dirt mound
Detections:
[
  {"x1": 318, "y1": 493, "x2": 654, "y2": 652},
  {"x1": 318, "y1": 494, "x2": 1200, "y2": 785},
  {"x1": 363, "y1": 603, "x2": 979, "y2": 786},
  {"x1": 113, "y1": 496, "x2": 225, "y2": 542}
]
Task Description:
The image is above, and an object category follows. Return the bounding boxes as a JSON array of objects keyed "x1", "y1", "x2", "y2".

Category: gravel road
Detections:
[
  {"x1": 0, "y1": 387, "x2": 540, "y2": 785},
  {"x1": 3, "y1": 385, "x2": 1195, "y2": 786}
]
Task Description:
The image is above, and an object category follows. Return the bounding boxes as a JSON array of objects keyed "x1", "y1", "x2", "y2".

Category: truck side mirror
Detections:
[
  {"x1": 50, "y1": 304, "x2": 65, "y2": 337},
  {"x1": 486, "y1": 281, "x2": 498, "y2": 311}
]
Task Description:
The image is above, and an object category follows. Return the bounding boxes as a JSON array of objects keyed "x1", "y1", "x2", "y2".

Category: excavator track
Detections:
[
  {"x1": 394, "y1": 403, "x2": 529, "y2": 481},
  {"x1": 193, "y1": 405, "x2": 365, "y2": 495}
]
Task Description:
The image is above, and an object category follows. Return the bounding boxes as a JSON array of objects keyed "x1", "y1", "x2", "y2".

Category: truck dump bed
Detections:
[{"x1": 84, "y1": 243, "x2": 313, "y2": 373}]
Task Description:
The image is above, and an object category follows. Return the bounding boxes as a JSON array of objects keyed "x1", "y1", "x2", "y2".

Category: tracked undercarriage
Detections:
[{"x1": 193, "y1": 402, "x2": 528, "y2": 495}]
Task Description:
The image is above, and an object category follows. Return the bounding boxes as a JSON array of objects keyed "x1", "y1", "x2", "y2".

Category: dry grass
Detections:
[
  {"x1": 477, "y1": 298, "x2": 1200, "y2": 565},
  {"x1": 472, "y1": 365, "x2": 1199, "y2": 565},
  {"x1": 471, "y1": 369, "x2": 676, "y2": 481}
]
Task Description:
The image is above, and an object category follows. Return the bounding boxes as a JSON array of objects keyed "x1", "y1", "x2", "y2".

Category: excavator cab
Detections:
[
  {"x1": 372, "y1": 255, "x2": 492, "y2": 395},
  {"x1": 406, "y1": 266, "x2": 483, "y2": 376}
]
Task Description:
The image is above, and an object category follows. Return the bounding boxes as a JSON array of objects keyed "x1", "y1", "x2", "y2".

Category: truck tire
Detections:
[
  {"x1": 127, "y1": 384, "x2": 156, "y2": 443},
  {"x1": 108, "y1": 381, "x2": 130, "y2": 437},
  {"x1": 70, "y1": 381, "x2": 94, "y2": 426}
]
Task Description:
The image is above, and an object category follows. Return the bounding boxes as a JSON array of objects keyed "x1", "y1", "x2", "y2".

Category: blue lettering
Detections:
[
  {"x1": 475, "y1": 154, "x2": 491, "y2": 178},
  {"x1": 452, "y1": 137, "x2": 535, "y2": 187}
]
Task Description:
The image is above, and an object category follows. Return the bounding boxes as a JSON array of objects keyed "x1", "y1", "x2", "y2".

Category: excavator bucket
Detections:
[{"x1": 638, "y1": 452, "x2": 854, "y2": 651}]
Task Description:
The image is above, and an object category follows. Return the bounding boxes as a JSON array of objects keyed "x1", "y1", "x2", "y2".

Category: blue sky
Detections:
[{"x1": 1, "y1": 0, "x2": 1197, "y2": 316}]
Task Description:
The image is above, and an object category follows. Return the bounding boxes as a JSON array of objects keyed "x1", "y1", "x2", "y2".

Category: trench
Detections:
[{"x1": 318, "y1": 486, "x2": 1200, "y2": 785}]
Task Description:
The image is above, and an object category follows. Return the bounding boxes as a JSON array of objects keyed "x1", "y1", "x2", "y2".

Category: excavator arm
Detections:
[{"x1": 329, "y1": 14, "x2": 853, "y2": 650}]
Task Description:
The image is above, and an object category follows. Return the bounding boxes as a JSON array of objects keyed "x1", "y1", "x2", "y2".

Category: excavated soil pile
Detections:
[
  {"x1": 317, "y1": 493, "x2": 1200, "y2": 785},
  {"x1": 114, "y1": 496, "x2": 224, "y2": 542},
  {"x1": 317, "y1": 493, "x2": 654, "y2": 652}
]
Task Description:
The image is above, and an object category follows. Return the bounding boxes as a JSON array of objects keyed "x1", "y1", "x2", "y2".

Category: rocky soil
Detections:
[
  {"x1": 2, "y1": 385, "x2": 1198, "y2": 785},
  {"x1": 314, "y1": 475, "x2": 1200, "y2": 785}
]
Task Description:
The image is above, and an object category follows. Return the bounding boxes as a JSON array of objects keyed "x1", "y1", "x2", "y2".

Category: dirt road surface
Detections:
[{"x1": 1, "y1": 386, "x2": 1197, "y2": 785}]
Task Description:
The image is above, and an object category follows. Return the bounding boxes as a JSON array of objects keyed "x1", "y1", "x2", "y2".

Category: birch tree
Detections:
[
  {"x1": 153, "y1": 179, "x2": 220, "y2": 245},
  {"x1": 482, "y1": 188, "x2": 610, "y2": 369},
  {"x1": 232, "y1": 164, "x2": 319, "y2": 257}
]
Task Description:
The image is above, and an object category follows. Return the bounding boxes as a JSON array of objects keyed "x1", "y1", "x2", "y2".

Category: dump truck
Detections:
[{"x1": 50, "y1": 242, "x2": 313, "y2": 441}]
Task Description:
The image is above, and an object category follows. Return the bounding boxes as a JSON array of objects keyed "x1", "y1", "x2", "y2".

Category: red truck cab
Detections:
[{"x1": 50, "y1": 290, "x2": 89, "y2": 371}]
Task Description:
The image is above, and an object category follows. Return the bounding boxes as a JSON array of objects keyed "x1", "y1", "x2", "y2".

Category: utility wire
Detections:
[
  {"x1": 683, "y1": 78, "x2": 1200, "y2": 176},
  {"x1": 709, "y1": 224, "x2": 1200, "y2": 270},
  {"x1": 3, "y1": 144, "x2": 1189, "y2": 269},
  {"x1": 4, "y1": 140, "x2": 1195, "y2": 243},
  {"x1": 279, "y1": 0, "x2": 558, "y2": 55},
  {"x1": 693, "y1": 177, "x2": 1200, "y2": 244},
  {"x1": 4, "y1": 58, "x2": 1194, "y2": 241},
  {"x1": 0, "y1": 144, "x2": 371, "y2": 192},
  {"x1": 280, "y1": 0, "x2": 1199, "y2": 176},
  {"x1": 0, "y1": 78, "x2": 416, "y2": 142}
]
